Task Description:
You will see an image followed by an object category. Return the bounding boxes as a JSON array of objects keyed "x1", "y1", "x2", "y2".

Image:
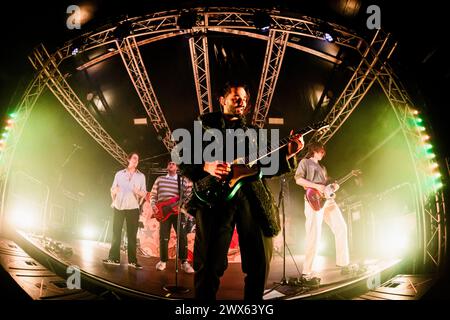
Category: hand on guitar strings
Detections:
[
  {"x1": 315, "y1": 184, "x2": 326, "y2": 194},
  {"x1": 204, "y1": 160, "x2": 231, "y2": 179},
  {"x1": 287, "y1": 130, "x2": 305, "y2": 159}
]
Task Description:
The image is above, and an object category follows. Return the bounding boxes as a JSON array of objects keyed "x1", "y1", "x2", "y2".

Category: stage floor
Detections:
[{"x1": 15, "y1": 230, "x2": 401, "y2": 300}]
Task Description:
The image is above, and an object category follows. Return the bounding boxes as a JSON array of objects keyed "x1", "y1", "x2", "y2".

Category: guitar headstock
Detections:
[
  {"x1": 293, "y1": 121, "x2": 330, "y2": 137},
  {"x1": 351, "y1": 169, "x2": 362, "y2": 176}
]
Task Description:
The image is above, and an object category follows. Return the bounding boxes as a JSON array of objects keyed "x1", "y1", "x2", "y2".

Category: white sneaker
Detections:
[
  {"x1": 181, "y1": 261, "x2": 195, "y2": 274},
  {"x1": 156, "y1": 261, "x2": 166, "y2": 271}
]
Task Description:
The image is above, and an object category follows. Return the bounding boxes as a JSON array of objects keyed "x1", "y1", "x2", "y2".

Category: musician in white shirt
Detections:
[{"x1": 103, "y1": 152, "x2": 146, "y2": 269}]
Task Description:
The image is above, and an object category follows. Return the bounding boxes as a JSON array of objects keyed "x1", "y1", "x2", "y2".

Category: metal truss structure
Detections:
[
  {"x1": 117, "y1": 37, "x2": 175, "y2": 150},
  {"x1": 307, "y1": 29, "x2": 395, "y2": 144},
  {"x1": 28, "y1": 44, "x2": 129, "y2": 166},
  {"x1": 252, "y1": 30, "x2": 289, "y2": 128},
  {"x1": 375, "y1": 62, "x2": 447, "y2": 272},
  {"x1": 0, "y1": 7, "x2": 446, "y2": 272},
  {"x1": 189, "y1": 32, "x2": 213, "y2": 114}
]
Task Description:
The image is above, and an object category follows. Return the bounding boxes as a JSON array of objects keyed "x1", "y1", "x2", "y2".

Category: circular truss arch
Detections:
[{"x1": 0, "y1": 6, "x2": 446, "y2": 274}]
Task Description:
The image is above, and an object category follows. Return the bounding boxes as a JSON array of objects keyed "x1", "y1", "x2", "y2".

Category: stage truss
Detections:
[{"x1": 0, "y1": 7, "x2": 446, "y2": 273}]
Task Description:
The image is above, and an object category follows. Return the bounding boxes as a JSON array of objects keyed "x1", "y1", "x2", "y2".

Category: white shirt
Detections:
[{"x1": 111, "y1": 168, "x2": 146, "y2": 210}]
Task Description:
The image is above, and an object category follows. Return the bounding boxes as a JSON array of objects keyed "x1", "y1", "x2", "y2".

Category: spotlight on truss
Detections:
[
  {"x1": 253, "y1": 12, "x2": 271, "y2": 32},
  {"x1": 321, "y1": 23, "x2": 336, "y2": 43},
  {"x1": 324, "y1": 32, "x2": 334, "y2": 42}
]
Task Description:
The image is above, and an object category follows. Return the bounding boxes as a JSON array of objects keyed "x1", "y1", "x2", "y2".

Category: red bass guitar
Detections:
[{"x1": 152, "y1": 196, "x2": 180, "y2": 222}]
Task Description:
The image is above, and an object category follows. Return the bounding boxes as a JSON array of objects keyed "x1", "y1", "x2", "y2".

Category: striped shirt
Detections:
[{"x1": 150, "y1": 174, "x2": 192, "y2": 207}]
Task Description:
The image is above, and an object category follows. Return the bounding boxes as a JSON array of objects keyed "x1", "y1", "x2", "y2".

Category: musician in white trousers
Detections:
[{"x1": 295, "y1": 142, "x2": 350, "y2": 284}]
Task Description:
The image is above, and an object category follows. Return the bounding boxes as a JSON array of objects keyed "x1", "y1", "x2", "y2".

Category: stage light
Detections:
[
  {"x1": 411, "y1": 109, "x2": 419, "y2": 115},
  {"x1": 9, "y1": 203, "x2": 38, "y2": 230},
  {"x1": 427, "y1": 152, "x2": 436, "y2": 159},
  {"x1": 430, "y1": 163, "x2": 438, "y2": 170},
  {"x1": 376, "y1": 220, "x2": 412, "y2": 258},
  {"x1": 81, "y1": 226, "x2": 96, "y2": 239},
  {"x1": 433, "y1": 172, "x2": 442, "y2": 179},
  {"x1": 418, "y1": 126, "x2": 426, "y2": 132},
  {"x1": 71, "y1": 47, "x2": 80, "y2": 56},
  {"x1": 321, "y1": 23, "x2": 335, "y2": 42},
  {"x1": 2, "y1": 132, "x2": 8, "y2": 138},
  {"x1": 435, "y1": 182, "x2": 444, "y2": 190},
  {"x1": 324, "y1": 32, "x2": 334, "y2": 42},
  {"x1": 253, "y1": 12, "x2": 271, "y2": 32},
  {"x1": 9, "y1": 112, "x2": 17, "y2": 119},
  {"x1": 424, "y1": 143, "x2": 432, "y2": 150},
  {"x1": 387, "y1": 233, "x2": 408, "y2": 253},
  {"x1": 415, "y1": 117, "x2": 423, "y2": 124},
  {"x1": 421, "y1": 135, "x2": 430, "y2": 141},
  {"x1": 70, "y1": 36, "x2": 85, "y2": 56}
]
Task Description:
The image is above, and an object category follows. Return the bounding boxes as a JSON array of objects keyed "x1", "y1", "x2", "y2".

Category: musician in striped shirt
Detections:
[{"x1": 150, "y1": 161, "x2": 194, "y2": 273}]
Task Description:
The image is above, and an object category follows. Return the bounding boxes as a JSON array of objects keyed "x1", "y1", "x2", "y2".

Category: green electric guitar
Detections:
[{"x1": 193, "y1": 121, "x2": 329, "y2": 207}]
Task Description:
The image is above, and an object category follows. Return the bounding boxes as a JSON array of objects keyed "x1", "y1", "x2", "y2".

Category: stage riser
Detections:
[{"x1": 0, "y1": 237, "x2": 98, "y2": 300}]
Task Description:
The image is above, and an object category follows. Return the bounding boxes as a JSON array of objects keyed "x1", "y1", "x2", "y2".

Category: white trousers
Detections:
[{"x1": 303, "y1": 198, "x2": 350, "y2": 275}]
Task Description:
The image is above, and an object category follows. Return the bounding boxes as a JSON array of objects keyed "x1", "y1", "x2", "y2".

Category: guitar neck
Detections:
[
  {"x1": 336, "y1": 172, "x2": 355, "y2": 186},
  {"x1": 246, "y1": 128, "x2": 315, "y2": 165}
]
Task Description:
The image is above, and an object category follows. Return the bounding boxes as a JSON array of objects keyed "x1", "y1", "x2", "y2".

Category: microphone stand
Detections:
[
  {"x1": 163, "y1": 175, "x2": 190, "y2": 294},
  {"x1": 276, "y1": 174, "x2": 289, "y2": 285},
  {"x1": 264, "y1": 175, "x2": 303, "y2": 297},
  {"x1": 263, "y1": 175, "x2": 290, "y2": 296}
]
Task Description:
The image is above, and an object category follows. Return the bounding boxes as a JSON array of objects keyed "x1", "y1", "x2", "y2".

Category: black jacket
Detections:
[{"x1": 179, "y1": 112, "x2": 297, "y2": 237}]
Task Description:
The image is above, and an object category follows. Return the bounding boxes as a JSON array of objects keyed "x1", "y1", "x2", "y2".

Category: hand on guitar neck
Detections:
[{"x1": 204, "y1": 160, "x2": 231, "y2": 180}]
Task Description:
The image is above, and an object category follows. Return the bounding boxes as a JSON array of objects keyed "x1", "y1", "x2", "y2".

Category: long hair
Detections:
[{"x1": 305, "y1": 142, "x2": 325, "y2": 159}]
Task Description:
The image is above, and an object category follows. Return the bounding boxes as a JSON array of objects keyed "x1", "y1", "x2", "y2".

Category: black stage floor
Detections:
[{"x1": 13, "y1": 230, "x2": 401, "y2": 300}]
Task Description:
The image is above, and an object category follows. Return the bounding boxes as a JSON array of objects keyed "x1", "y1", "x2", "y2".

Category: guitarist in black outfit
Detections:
[{"x1": 178, "y1": 81, "x2": 304, "y2": 300}]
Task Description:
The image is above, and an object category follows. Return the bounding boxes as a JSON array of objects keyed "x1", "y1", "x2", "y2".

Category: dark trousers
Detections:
[
  {"x1": 108, "y1": 208, "x2": 140, "y2": 263},
  {"x1": 159, "y1": 213, "x2": 188, "y2": 262},
  {"x1": 193, "y1": 190, "x2": 273, "y2": 301}
]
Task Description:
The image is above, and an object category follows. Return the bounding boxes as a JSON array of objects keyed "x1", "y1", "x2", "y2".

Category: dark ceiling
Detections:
[{"x1": 0, "y1": 0, "x2": 448, "y2": 167}]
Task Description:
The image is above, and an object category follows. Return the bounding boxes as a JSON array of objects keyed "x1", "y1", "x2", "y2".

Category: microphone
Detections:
[{"x1": 73, "y1": 144, "x2": 83, "y2": 149}]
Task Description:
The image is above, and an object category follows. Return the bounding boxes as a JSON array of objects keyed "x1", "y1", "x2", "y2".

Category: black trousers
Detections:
[
  {"x1": 193, "y1": 190, "x2": 273, "y2": 301},
  {"x1": 108, "y1": 208, "x2": 140, "y2": 263},
  {"x1": 159, "y1": 213, "x2": 188, "y2": 262}
]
